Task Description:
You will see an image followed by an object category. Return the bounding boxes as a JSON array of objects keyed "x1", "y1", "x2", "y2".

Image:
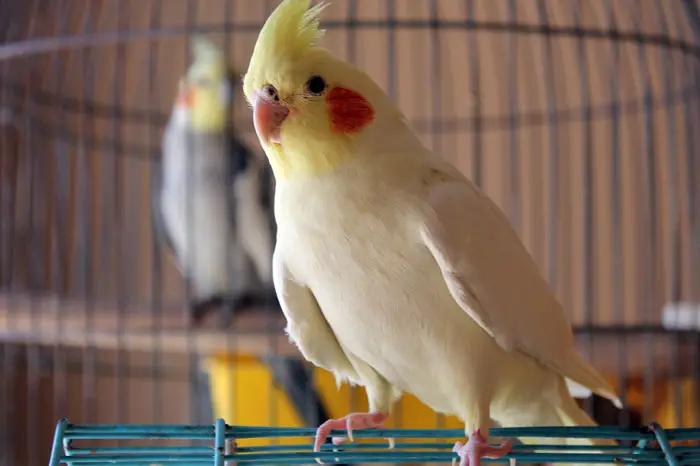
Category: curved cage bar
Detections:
[
  {"x1": 47, "y1": 419, "x2": 699, "y2": 466},
  {"x1": 0, "y1": 1, "x2": 699, "y2": 465}
]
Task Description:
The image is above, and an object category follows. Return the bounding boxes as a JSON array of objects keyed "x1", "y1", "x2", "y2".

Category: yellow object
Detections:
[
  {"x1": 186, "y1": 36, "x2": 229, "y2": 133},
  {"x1": 204, "y1": 352, "x2": 464, "y2": 447},
  {"x1": 242, "y1": 0, "x2": 403, "y2": 181}
]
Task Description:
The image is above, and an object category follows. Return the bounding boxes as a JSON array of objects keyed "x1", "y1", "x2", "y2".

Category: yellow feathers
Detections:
[
  {"x1": 243, "y1": 0, "x2": 329, "y2": 103},
  {"x1": 242, "y1": 0, "x2": 410, "y2": 181},
  {"x1": 185, "y1": 35, "x2": 230, "y2": 133},
  {"x1": 191, "y1": 35, "x2": 226, "y2": 73}
]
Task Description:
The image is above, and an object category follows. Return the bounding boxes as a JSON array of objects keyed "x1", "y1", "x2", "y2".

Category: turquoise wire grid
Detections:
[{"x1": 48, "y1": 418, "x2": 698, "y2": 465}]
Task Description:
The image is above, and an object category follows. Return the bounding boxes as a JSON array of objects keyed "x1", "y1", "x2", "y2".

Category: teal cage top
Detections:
[{"x1": 47, "y1": 418, "x2": 699, "y2": 465}]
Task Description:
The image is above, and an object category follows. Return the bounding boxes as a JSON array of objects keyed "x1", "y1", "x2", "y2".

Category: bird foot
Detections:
[
  {"x1": 189, "y1": 296, "x2": 225, "y2": 327},
  {"x1": 452, "y1": 430, "x2": 512, "y2": 466},
  {"x1": 190, "y1": 292, "x2": 271, "y2": 328},
  {"x1": 313, "y1": 411, "x2": 394, "y2": 464}
]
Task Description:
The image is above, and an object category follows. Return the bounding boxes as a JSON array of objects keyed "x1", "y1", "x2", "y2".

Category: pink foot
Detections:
[
  {"x1": 313, "y1": 412, "x2": 394, "y2": 462},
  {"x1": 452, "y1": 430, "x2": 512, "y2": 466}
]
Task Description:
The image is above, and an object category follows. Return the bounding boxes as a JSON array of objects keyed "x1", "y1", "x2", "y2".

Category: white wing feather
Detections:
[
  {"x1": 272, "y1": 249, "x2": 361, "y2": 387},
  {"x1": 419, "y1": 168, "x2": 620, "y2": 406}
]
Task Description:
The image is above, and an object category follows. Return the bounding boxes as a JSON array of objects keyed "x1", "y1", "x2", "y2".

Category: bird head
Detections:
[
  {"x1": 174, "y1": 35, "x2": 232, "y2": 133},
  {"x1": 243, "y1": 0, "x2": 407, "y2": 180}
]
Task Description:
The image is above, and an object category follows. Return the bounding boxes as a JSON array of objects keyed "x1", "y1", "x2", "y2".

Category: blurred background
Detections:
[{"x1": 0, "y1": 0, "x2": 699, "y2": 465}]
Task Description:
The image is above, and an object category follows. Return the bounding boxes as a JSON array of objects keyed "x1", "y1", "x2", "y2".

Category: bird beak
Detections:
[
  {"x1": 253, "y1": 95, "x2": 289, "y2": 145},
  {"x1": 177, "y1": 80, "x2": 193, "y2": 108}
]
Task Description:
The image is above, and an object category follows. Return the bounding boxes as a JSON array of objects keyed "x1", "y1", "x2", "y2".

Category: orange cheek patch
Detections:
[
  {"x1": 177, "y1": 89, "x2": 193, "y2": 107},
  {"x1": 327, "y1": 86, "x2": 375, "y2": 134}
]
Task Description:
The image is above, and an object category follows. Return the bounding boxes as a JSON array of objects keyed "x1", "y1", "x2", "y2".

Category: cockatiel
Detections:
[
  {"x1": 153, "y1": 35, "x2": 277, "y2": 324},
  {"x1": 242, "y1": 1, "x2": 622, "y2": 466},
  {"x1": 153, "y1": 35, "x2": 338, "y2": 435}
]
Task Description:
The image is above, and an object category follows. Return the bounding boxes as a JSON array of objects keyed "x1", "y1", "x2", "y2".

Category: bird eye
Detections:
[
  {"x1": 261, "y1": 84, "x2": 279, "y2": 101},
  {"x1": 306, "y1": 75, "x2": 327, "y2": 95}
]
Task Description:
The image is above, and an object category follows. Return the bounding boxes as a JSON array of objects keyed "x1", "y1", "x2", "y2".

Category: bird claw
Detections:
[
  {"x1": 452, "y1": 430, "x2": 512, "y2": 466},
  {"x1": 313, "y1": 412, "x2": 393, "y2": 464}
]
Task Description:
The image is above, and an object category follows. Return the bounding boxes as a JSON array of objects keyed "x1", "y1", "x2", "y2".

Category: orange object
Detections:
[
  {"x1": 656, "y1": 378, "x2": 700, "y2": 428},
  {"x1": 176, "y1": 81, "x2": 194, "y2": 108}
]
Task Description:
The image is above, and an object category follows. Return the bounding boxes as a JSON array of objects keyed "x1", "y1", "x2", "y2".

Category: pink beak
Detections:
[{"x1": 253, "y1": 95, "x2": 290, "y2": 145}]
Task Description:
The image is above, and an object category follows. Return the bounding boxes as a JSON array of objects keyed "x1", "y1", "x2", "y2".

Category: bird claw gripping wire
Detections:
[{"x1": 49, "y1": 419, "x2": 700, "y2": 466}]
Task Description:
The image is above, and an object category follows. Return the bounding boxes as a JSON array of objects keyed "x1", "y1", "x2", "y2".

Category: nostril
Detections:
[{"x1": 276, "y1": 106, "x2": 290, "y2": 118}]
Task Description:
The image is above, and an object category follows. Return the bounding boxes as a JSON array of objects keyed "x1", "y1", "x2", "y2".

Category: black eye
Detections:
[
  {"x1": 262, "y1": 84, "x2": 279, "y2": 101},
  {"x1": 306, "y1": 75, "x2": 327, "y2": 95}
]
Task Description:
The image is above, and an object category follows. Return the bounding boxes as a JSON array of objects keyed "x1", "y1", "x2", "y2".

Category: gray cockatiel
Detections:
[
  {"x1": 152, "y1": 36, "x2": 341, "y2": 438},
  {"x1": 153, "y1": 36, "x2": 276, "y2": 324}
]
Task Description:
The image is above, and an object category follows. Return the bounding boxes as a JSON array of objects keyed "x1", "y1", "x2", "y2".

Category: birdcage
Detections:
[{"x1": 1, "y1": 1, "x2": 699, "y2": 465}]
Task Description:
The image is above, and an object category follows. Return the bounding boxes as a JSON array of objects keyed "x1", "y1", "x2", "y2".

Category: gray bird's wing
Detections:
[
  {"x1": 227, "y1": 133, "x2": 277, "y2": 286},
  {"x1": 150, "y1": 158, "x2": 180, "y2": 268}
]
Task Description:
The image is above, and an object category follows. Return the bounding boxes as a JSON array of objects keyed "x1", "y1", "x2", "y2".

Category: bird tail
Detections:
[
  {"x1": 560, "y1": 349, "x2": 623, "y2": 409},
  {"x1": 507, "y1": 377, "x2": 617, "y2": 466}
]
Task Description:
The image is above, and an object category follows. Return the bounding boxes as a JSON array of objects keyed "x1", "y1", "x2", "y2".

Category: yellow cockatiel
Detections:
[{"x1": 242, "y1": 1, "x2": 622, "y2": 466}]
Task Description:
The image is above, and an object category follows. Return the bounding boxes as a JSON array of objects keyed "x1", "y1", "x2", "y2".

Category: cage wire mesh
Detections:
[{"x1": 0, "y1": 0, "x2": 700, "y2": 465}]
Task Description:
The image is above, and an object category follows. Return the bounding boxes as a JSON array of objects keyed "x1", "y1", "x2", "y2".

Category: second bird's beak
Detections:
[
  {"x1": 253, "y1": 95, "x2": 289, "y2": 145},
  {"x1": 177, "y1": 80, "x2": 194, "y2": 109}
]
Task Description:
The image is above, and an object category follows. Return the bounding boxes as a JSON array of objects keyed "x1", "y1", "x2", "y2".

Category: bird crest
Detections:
[
  {"x1": 187, "y1": 35, "x2": 226, "y2": 80},
  {"x1": 250, "y1": 0, "x2": 329, "y2": 70}
]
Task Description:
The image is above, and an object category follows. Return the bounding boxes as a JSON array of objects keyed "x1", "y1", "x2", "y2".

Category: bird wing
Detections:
[
  {"x1": 150, "y1": 157, "x2": 183, "y2": 271},
  {"x1": 229, "y1": 136, "x2": 276, "y2": 284},
  {"x1": 273, "y1": 248, "x2": 361, "y2": 387},
  {"x1": 417, "y1": 164, "x2": 618, "y2": 403}
]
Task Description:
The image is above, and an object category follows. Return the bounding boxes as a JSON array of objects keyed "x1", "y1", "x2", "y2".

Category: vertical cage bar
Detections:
[
  {"x1": 680, "y1": 0, "x2": 700, "y2": 427},
  {"x1": 148, "y1": 0, "x2": 164, "y2": 427},
  {"x1": 691, "y1": 52, "x2": 700, "y2": 434},
  {"x1": 261, "y1": 0, "x2": 280, "y2": 437},
  {"x1": 574, "y1": 0, "x2": 595, "y2": 415},
  {"x1": 506, "y1": 0, "x2": 519, "y2": 233},
  {"x1": 113, "y1": 0, "x2": 129, "y2": 434},
  {"x1": 682, "y1": 1, "x2": 700, "y2": 303},
  {"x1": 605, "y1": 0, "x2": 628, "y2": 420},
  {"x1": 79, "y1": 0, "x2": 98, "y2": 427},
  {"x1": 428, "y1": 0, "x2": 444, "y2": 430},
  {"x1": 214, "y1": 418, "x2": 225, "y2": 466},
  {"x1": 385, "y1": 0, "x2": 401, "y2": 429},
  {"x1": 221, "y1": 0, "x2": 237, "y2": 440},
  {"x1": 632, "y1": 3, "x2": 658, "y2": 424},
  {"x1": 655, "y1": 0, "x2": 682, "y2": 428},
  {"x1": 51, "y1": 0, "x2": 70, "y2": 432},
  {"x1": 184, "y1": 0, "x2": 198, "y2": 439},
  {"x1": 0, "y1": 4, "x2": 19, "y2": 463},
  {"x1": 345, "y1": 0, "x2": 359, "y2": 417},
  {"x1": 24, "y1": 2, "x2": 42, "y2": 464},
  {"x1": 0, "y1": 8, "x2": 4, "y2": 289},
  {"x1": 345, "y1": 0, "x2": 358, "y2": 64},
  {"x1": 222, "y1": 0, "x2": 235, "y2": 440},
  {"x1": 48, "y1": 418, "x2": 68, "y2": 466},
  {"x1": 385, "y1": 0, "x2": 397, "y2": 102},
  {"x1": 465, "y1": 0, "x2": 481, "y2": 188},
  {"x1": 0, "y1": 47, "x2": 5, "y2": 466},
  {"x1": 536, "y1": 0, "x2": 558, "y2": 292}
]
